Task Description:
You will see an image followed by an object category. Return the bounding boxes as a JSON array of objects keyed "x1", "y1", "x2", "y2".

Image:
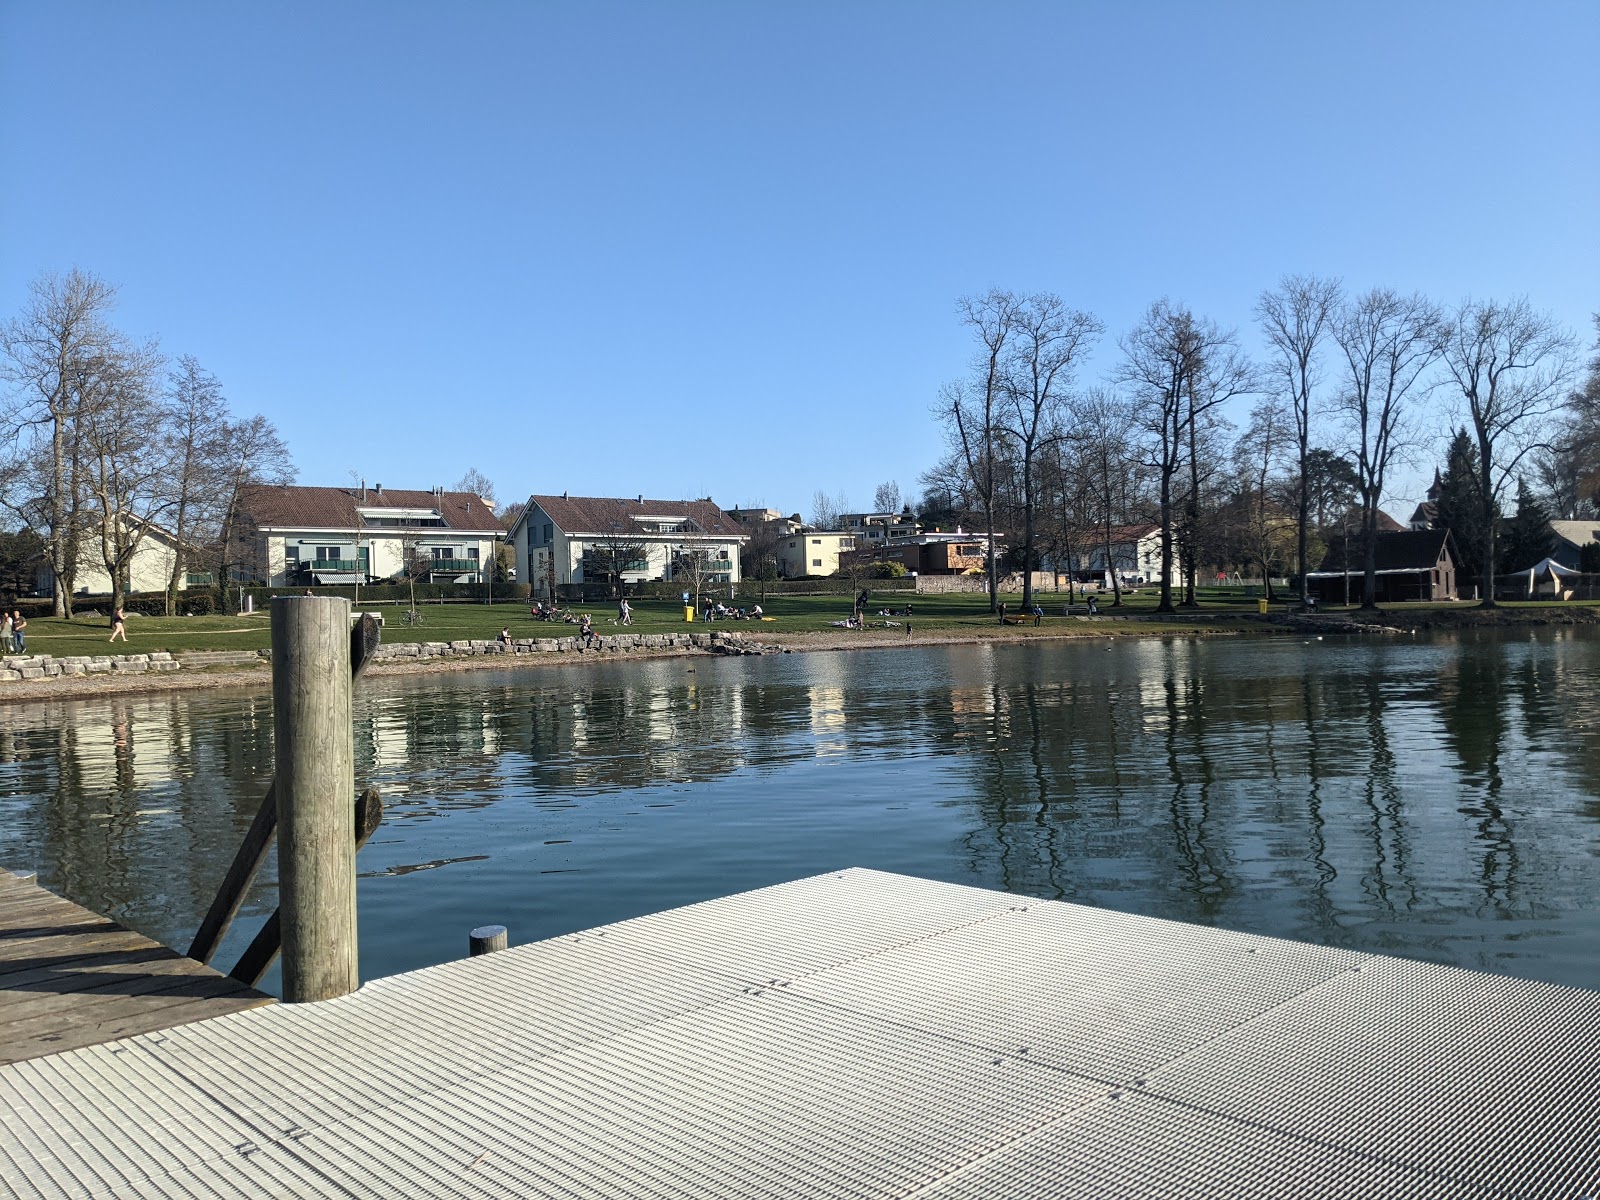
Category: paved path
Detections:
[{"x1": 2, "y1": 868, "x2": 1595, "y2": 1198}]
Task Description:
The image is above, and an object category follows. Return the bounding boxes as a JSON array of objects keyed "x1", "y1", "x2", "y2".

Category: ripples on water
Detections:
[{"x1": 1, "y1": 629, "x2": 1596, "y2": 994}]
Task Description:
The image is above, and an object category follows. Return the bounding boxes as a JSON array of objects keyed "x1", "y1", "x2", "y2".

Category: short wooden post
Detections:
[
  {"x1": 470, "y1": 925, "x2": 508, "y2": 956},
  {"x1": 273, "y1": 596, "x2": 357, "y2": 1002}
]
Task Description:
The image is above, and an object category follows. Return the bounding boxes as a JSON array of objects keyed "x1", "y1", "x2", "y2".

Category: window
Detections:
[
  {"x1": 284, "y1": 546, "x2": 300, "y2": 562},
  {"x1": 542, "y1": 523, "x2": 553, "y2": 544},
  {"x1": 315, "y1": 546, "x2": 341, "y2": 560},
  {"x1": 812, "y1": 558, "x2": 823, "y2": 567},
  {"x1": 811, "y1": 538, "x2": 821, "y2": 545},
  {"x1": 467, "y1": 547, "x2": 480, "y2": 561}
]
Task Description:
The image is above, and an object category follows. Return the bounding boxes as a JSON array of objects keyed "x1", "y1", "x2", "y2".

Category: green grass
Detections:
[{"x1": 21, "y1": 588, "x2": 1595, "y2": 660}]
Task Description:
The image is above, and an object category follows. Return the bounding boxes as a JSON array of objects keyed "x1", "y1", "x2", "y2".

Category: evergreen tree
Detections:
[
  {"x1": 1498, "y1": 478, "x2": 1555, "y2": 571},
  {"x1": 1434, "y1": 428, "x2": 1499, "y2": 589}
]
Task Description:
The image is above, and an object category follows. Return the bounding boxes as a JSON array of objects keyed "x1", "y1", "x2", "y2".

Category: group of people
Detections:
[
  {"x1": 0, "y1": 610, "x2": 26, "y2": 653},
  {"x1": 701, "y1": 600, "x2": 761, "y2": 621}
]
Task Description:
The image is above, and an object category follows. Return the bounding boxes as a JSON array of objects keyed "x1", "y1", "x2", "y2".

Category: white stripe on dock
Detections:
[{"x1": 2, "y1": 868, "x2": 1595, "y2": 1198}]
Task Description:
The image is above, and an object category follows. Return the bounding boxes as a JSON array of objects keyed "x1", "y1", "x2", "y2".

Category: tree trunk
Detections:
[{"x1": 1478, "y1": 451, "x2": 1497, "y2": 607}]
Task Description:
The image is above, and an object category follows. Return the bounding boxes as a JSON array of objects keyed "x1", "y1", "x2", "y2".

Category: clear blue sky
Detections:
[{"x1": 3, "y1": 1, "x2": 1595, "y2": 518}]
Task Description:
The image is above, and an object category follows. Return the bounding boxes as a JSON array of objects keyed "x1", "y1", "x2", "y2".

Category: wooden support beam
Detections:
[
  {"x1": 229, "y1": 788, "x2": 382, "y2": 988},
  {"x1": 274, "y1": 597, "x2": 357, "y2": 1002},
  {"x1": 187, "y1": 614, "x2": 379, "y2": 965}
]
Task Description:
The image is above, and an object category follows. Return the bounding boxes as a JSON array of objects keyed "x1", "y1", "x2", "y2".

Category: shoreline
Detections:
[{"x1": 1, "y1": 604, "x2": 1593, "y2": 705}]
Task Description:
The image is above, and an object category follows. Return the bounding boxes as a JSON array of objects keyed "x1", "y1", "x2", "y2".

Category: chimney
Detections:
[
  {"x1": 360, "y1": 479, "x2": 366, "y2": 501},
  {"x1": 375, "y1": 483, "x2": 382, "y2": 494},
  {"x1": 562, "y1": 489, "x2": 569, "y2": 501},
  {"x1": 637, "y1": 493, "x2": 643, "y2": 504}
]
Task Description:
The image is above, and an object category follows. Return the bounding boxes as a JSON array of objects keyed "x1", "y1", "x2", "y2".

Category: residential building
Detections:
[
  {"x1": 838, "y1": 511, "x2": 919, "y2": 550},
  {"x1": 727, "y1": 507, "x2": 804, "y2": 536},
  {"x1": 875, "y1": 531, "x2": 1001, "y2": 575},
  {"x1": 1070, "y1": 524, "x2": 1165, "y2": 585},
  {"x1": 37, "y1": 519, "x2": 209, "y2": 598},
  {"x1": 508, "y1": 494, "x2": 746, "y2": 598},
  {"x1": 234, "y1": 483, "x2": 503, "y2": 586},
  {"x1": 776, "y1": 532, "x2": 856, "y2": 579},
  {"x1": 1549, "y1": 520, "x2": 1600, "y2": 571},
  {"x1": 1307, "y1": 529, "x2": 1459, "y2": 603}
]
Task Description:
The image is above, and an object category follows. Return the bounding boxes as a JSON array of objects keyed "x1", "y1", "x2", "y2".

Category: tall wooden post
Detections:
[{"x1": 272, "y1": 596, "x2": 357, "y2": 1002}]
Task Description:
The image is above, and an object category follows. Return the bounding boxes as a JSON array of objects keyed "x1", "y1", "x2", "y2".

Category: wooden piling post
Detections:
[
  {"x1": 273, "y1": 596, "x2": 357, "y2": 1002},
  {"x1": 470, "y1": 925, "x2": 508, "y2": 956}
]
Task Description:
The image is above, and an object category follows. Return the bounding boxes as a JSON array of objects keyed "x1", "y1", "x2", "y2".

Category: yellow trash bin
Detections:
[
  {"x1": 685, "y1": 605, "x2": 696, "y2": 623},
  {"x1": 1257, "y1": 598, "x2": 1268, "y2": 614}
]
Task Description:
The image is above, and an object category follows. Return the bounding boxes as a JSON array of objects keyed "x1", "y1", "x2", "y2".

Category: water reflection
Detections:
[{"x1": 1, "y1": 631, "x2": 1597, "y2": 992}]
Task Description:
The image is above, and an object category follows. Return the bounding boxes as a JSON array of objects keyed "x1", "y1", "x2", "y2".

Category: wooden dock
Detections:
[
  {"x1": 0, "y1": 869, "x2": 272, "y2": 1067},
  {"x1": 2, "y1": 868, "x2": 1597, "y2": 1198}
]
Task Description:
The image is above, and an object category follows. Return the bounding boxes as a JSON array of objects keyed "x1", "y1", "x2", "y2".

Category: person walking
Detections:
[
  {"x1": 11, "y1": 610, "x2": 25, "y2": 653},
  {"x1": 109, "y1": 605, "x2": 127, "y2": 643},
  {"x1": 0, "y1": 610, "x2": 11, "y2": 650},
  {"x1": 618, "y1": 597, "x2": 632, "y2": 625},
  {"x1": 997, "y1": 600, "x2": 1007, "y2": 626}
]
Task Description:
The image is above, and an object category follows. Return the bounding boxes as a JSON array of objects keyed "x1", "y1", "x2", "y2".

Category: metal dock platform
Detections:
[
  {"x1": 0, "y1": 870, "x2": 271, "y2": 1068},
  {"x1": 2, "y1": 868, "x2": 1596, "y2": 1198}
]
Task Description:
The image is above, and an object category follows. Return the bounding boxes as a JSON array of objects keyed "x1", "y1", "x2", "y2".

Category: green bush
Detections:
[{"x1": 871, "y1": 561, "x2": 909, "y2": 578}]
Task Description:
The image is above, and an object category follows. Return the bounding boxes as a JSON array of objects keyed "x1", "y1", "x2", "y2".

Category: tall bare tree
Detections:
[
  {"x1": 0, "y1": 269, "x2": 121, "y2": 615},
  {"x1": 1333, "y1": 289, "x2": 1446, "y2": 608},
  {"x1": 1440, "y1": 298, "x2": 1579, "y2": 606},
  {"x1": 1117, "y1": 300, "x2": 1205, "y2": 613},
  {"x1": 75, "y1": 339, "x2": 170, "y2": 612},
  {"x1": 217, "y1": 416, "x2": 295, "y2": 603},
  {"x1": 1178, "y1": 329, "x2": 1256, "y2": 605},
  {"x1": 872, "y1": 480, "x2": 901, "y2": 514},
  {"x1": 809, "y1": 489, "x2": 848, "y2": 530},
  {"x1": 162, "y1": 355, "x2": 229, "y2": 612},
  {"x1": 1232, "y1": 398, "x2": 1295, "y2": 600},
  {"x1": 1256, "y1": 275, "x2": 1342, "y2": 609},
  {"x1": 942, "y1": 289, "x2": 1023, "y2": 611},
  {"x1": 998, "y1": 294, "x2": 1104, "y2": 609},
  {"x1": 453, "y1": 467, "x2": 496, "y2": 509},
  {"x1": 1073, "y1": 388, "x2": 1140, "y2": 606}
]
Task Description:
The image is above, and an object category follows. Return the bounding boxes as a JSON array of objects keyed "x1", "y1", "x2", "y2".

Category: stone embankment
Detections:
[
  {"x1": 0, "y1": 651, "x2": 185, "y2": 681},
  {"x1": 370, "y1": 629, "x2": 780, "y2": 663}
]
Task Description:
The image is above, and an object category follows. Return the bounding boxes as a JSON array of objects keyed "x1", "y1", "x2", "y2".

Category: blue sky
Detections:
[{"x1": 3, "y1": 1, "x2": 1595, "y2": 518}]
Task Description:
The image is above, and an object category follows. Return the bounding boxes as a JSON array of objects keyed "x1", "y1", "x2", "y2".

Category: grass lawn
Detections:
[{"x1": 19, "y1": 589, "x2": 1594, "y2": 659}]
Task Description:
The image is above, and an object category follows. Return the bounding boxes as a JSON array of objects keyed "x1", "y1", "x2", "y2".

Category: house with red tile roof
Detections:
[
  {"x1": 507, "y1": 494, "x2": 747, "y2": 599},
  {"x1": 233, "y1": 483, "x2": 505, "y2": 586}
]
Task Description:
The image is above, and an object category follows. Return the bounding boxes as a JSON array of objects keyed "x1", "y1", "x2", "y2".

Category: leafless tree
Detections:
[
  {"x1": 0, "y1": 269, "x2": 122, "y2": 615},
  {"x1": 453, "y1": 467, "x2": 496, "y2": 509},
  {"x1": 587, "y1": 524, "x2": 649, "y2": 598},
  {"x1": 75, "y1": 339, "x2": 171, "y2": 612},
  {"x1": 1256, "y1": 275, "x2": 1342, "y2": 609},
  {"x1": 1439, "y1": 298, "x2": 1579, "y2": 606},
  {"x1": 1333, "y1": 289, "x2": 1447, "y2": 608},
  {"x1": 162, "y1": 355, "x2": 230, "y2": 612},
  {"x1": 1232, "y1": 398, "x2": 1296, "y2": 600},
  {"x1": 872, "y1": 480, "x2": 901, "y2": 514},
  {"x1": 1073, "y1": 389, "x2": 1139, "y2": 606},
  {"x1": 217, "y1": 416, "x2": 295, "y2": 599},
  {"x1": 809, "y1": 489, "x2": 849, "y2": 530},
  {"x1": 997, "y1": 294, "x2": 1104, "y2": 609},
  {"x1": 1117, "y1": 300, "x2": 1206, "y2": 613},
  {"x1": 1177, "y1": 331, "x2": 1256, "y2": 605},
  {"x1": 669, "y1": 527, "x2": 725, "y2": 612}
]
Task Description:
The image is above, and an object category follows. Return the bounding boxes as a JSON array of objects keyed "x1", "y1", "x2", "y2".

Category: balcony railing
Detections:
[
  {"x1": 426, "y1": 559, "x2": 480, "y2": 573},
  {"x1": 308, "y1": 559, "x2": 361, "y2": 572}
]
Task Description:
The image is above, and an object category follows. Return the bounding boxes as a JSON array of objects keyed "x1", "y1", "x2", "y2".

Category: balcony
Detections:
[
  {"x1": 308, "y1": 559, "x2": 361, "y2": 572},
  {"x1": 426, "y1": 559, "x2": 480, "y2": 573}
]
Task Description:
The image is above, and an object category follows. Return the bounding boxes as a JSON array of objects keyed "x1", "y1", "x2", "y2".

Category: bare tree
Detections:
[
  {"x1": 872, "y1": 480, "x2": 901, "y2": 514},
  {"x1": 1333, "y1": 289, "x2": 1446, "y2": 608},
  {"x1": 1232, "y1": 398, "x2": 1295, "y2": 600},
  {"x1": 998, "y1": 294, "x2": 1104, "y2": 609},
  {"x1": 1117, "y1": 300, "x2": 1205, "y2": 613},
  {"x1": 0, "y1": 269, "x2": 122, "y2": 615},
  {"x1": 217, "y1": 416, "x2": 295, "y2": 601},
  {"x1": 1177, "y1": 330, "x2": 1256, "y2": 605},
  {"x1": 453, "y1": 467, "x2": 496, "y2": 509},
  {"x1": 1073, "y1": 388, "x2": 1139, "y2": 607},
  {"x1": 162, "y1": 356, "x2": 229, "y2": 613},
  {"x1": 669, "y1": 529, "x2": 722, "y2": 613},
  {"x1": 1256, "y1": 275, "x2": 1342, "y2": 609},
  {"x1": 936, "y1": 290, "x2": 1025, "y2": 611},
  {"x1": 587, "y1": 523, "x2": 649, "y2": 598},
  {"x1": 75, "y1": 339, "x2": 171, "y2": 613},
  {"x1": 809, "y1": 489, "x2": 848, "y2": 530},
  {"x1": 1440, "y1": 298, "x2": 1579, "y2": 606}
]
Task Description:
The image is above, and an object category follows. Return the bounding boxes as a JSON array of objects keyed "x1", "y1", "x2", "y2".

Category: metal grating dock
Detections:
[{"x1": 2, "y1": 868, "x2": 1595, "y2": 1199}]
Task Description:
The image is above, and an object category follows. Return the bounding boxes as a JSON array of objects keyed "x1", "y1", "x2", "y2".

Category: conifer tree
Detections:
[{"x1": 1498, "y1": 478, "x2": 1555, "y2": 572}]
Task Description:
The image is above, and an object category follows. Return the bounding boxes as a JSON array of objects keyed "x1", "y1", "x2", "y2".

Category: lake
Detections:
[{"x1": 2, "y1": 629, "x2": 1597, "y2": 994}]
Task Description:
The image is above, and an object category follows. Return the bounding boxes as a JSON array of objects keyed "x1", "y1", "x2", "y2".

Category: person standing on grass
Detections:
[
  {"x1": 109, "y1": 605, "x2": 127, "y2": 642},
  {"x1": 0, "y1": 611, "x2": 10, "y2": 648},
  {"x1": 11, "y1": 610, "x2": 25, "y2": 653}
]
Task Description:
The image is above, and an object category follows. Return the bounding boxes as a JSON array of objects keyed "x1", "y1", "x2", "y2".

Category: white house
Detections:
[
  {"x1": 234, "y1": 483, "x2": 504, "y2": 586},
  {"x1": 508, "y1": 494, "x2": 747, "y2": 598},
  {"x1": 36, "y1": 520, "x2": 209, "y2": 598},
  {"x1": 1074, "y1": 523, "x2": 1166, "y2": 585}
]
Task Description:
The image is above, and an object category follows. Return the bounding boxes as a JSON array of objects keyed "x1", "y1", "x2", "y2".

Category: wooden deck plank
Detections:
[{"x1": 0, "y1": 870, "x2": 273, "y2": 1067}]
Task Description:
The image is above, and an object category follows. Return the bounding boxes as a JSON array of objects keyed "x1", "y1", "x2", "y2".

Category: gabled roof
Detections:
[
  {"x1": 523, "y1": 495, "x2": 744, "y2": 539},
  {"x1": 1549, "y1": 520, "x2": 1600, "y2": 549},
  {"x1": 1315, "y1": 528, "x2": 1455, "y2": 573},
  {"x1": 238, "y1": 485, "x2": 502, "y2": 533}
]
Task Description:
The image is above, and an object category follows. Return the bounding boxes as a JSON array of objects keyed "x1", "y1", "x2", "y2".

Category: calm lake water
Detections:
[{"x1": 2, "y1": 630, "x2": 1597, "y2": 994}]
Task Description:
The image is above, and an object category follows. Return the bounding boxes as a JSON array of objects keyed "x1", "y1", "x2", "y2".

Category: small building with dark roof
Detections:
[
  {"x1": 1307, "y1": 528, "x2": 1459, "y2": 604},
  {"x1": 508, "y1": 494, "x2": 747, "y2": 598}
]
